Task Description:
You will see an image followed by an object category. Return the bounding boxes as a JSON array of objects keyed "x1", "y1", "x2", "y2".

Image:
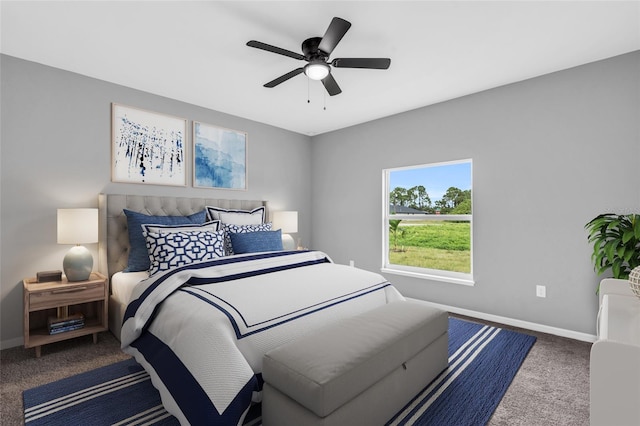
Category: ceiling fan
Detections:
[{"x1": 247, "y1": 17, "x2": 391, "y2": 96}]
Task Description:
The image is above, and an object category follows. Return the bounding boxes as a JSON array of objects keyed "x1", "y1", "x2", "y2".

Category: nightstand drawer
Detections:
[{"x1": 29, "y1": 282, "x2": 105, "y2": 311}]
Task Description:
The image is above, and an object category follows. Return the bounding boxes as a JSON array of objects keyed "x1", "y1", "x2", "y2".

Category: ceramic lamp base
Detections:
[
  {"x1": 63, "y1": 245, "x2": 93, "y2": 281},
  {"x1": 282, "y1": 234, "x2": 296, "y2": 251}
]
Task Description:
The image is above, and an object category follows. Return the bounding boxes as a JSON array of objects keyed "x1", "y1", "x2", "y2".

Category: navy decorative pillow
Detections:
[
  {"x1": 223, "y1": 222, "x2": 272, "y2": 255},
  {"x1": 230, "y1": 230, "x2": 283, "y2": 254},
  {"x1": 145, "y1": 230, "x2": 225, "y2": 276},
  {"x1": 205, "y1": 206, "x2": 265, "y2": 225},
  {"x1": 124, "y1": 209, "x2": 206, "y2": 272}
]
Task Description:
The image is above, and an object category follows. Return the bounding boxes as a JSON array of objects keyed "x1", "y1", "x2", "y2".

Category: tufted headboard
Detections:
[{"x1": 97, "y1": 194, "x2": 268, "y2": 281}]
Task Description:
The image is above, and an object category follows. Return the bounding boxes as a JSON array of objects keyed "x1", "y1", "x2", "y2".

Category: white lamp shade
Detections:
[
  {"x1": 272, "y1": 211, "x2": 298, "y2": 234},
  {"x1": 57, "y1": 208, "x2": 99, "y2": 244},
  {"x1": 304, "y1": 63, "x2": 330, "y2": 81}
]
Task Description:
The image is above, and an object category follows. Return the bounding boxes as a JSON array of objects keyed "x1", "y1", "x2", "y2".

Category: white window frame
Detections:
[{"x1": 381, "y1": 159, "x2": 474, "y2": 286}]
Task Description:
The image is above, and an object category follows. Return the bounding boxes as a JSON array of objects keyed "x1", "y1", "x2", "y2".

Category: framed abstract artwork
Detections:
[
  {"x1": 193, "y1": 121, "x2": 247, "y2": 190},
  {"x1": 111, "y1": 103, "x2": 187, "y2": 186}
]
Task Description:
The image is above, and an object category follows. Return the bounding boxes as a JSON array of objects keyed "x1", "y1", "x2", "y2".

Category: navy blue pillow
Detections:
[
  {"x1": 123, "y1": 209, "x2": 207, "y2": 272},
  {"x1": 229, "y1": 229, "x2": 283, "y2": 254}
]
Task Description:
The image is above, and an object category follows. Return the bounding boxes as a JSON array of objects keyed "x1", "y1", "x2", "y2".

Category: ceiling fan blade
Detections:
[
  {"x1": 318, "y1": 17, "x2": 351, "y2": 55},
  {"x1": 264, "y1": 68, "x2": 305, "y2": 88},
  {"x1": 247, "y1": 40, "x2": 305, "y2": 61},
  {"x1": 332, "y1": 58, "x2": 391, "y2": 69},
  {"x1": 321, "y1": 73, "x2": 342, "y2": 96}
]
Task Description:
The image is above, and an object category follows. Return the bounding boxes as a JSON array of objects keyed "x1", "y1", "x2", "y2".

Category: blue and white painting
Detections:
[
  {"x1": 193, "y1": 121, "x2": 247, "y2": 190},
  {"x1": 112, "y1": 104, "x2": 186, "y2": 186}
]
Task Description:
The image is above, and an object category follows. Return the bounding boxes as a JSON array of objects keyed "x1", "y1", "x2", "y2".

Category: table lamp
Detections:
[
  {"x1": 273, "y1": 211, "x2": 298, "y2": 251},
  {"x1": 57, "y1": 208, "x2": 99, "y2": 281}
]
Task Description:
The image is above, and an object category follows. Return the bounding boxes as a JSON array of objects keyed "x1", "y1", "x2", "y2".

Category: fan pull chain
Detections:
[{"x1": 305, "y1": 80, "x2": 328, "y2": 110}]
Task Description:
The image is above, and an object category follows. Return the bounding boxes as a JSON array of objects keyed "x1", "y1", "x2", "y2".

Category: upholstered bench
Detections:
[{"x1": 262, "y1": 301, "x2": 448, "y2": 426}]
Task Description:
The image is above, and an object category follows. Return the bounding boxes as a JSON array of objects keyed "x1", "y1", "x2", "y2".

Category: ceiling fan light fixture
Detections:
[
  {"x1": 247, "y1": 17, "x2": 390, "y2": 96},
  {"x1": 304, "y1": 62, "x2": 330, "y2": 80}
]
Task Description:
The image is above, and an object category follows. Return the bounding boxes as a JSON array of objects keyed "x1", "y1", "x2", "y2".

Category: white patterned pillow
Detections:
[
  {"x1": 145, "y1": 229, "x2": 226, "y2": 276},
  {"x1": 223, "y1": 222, "x2": 272, "y2": 255}
]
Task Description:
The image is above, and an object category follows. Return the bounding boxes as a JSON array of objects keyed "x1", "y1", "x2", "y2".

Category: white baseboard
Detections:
[
  {"x1": 1, "y1": 301, "x2": 596, "y2": 349},
  {"x1": 408, "y1": 298, "x2": 597, "y2": 343}
]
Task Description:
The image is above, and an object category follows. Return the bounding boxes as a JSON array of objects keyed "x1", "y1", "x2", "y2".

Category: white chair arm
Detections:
[{"x1": 599, "y1": 278, "x2": 633, "y2": 305}]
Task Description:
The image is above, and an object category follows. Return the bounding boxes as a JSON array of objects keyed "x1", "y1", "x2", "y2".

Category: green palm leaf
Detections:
[{"x1": 586, "y1": 213, "x2": 640, "y2": 282}]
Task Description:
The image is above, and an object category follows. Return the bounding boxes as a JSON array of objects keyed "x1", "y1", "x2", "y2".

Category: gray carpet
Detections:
[
  {"x1": 1, "y1": 333, "x2": 130, "y2": 425},
  {"x1": 1, "y1": 316, "x2": 591, "y2": 425},
  {"x1": 470, "y1": 316, "x2": 591, "y2": 426}
]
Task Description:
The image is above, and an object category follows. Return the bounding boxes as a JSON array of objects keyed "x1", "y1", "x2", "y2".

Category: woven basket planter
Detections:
[{"x1": 629, "y1": 266, "x2": 640, "y2": 299}]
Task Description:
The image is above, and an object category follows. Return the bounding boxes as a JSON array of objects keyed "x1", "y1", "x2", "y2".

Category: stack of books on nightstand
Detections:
[{"x1": 48, "y1": 313, "x2": 85, "y2": 335}]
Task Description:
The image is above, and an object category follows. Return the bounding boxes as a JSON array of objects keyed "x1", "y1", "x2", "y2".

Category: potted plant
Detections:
[{"x1": 585, "y1": 213, "x2": 640, "y2": 281}]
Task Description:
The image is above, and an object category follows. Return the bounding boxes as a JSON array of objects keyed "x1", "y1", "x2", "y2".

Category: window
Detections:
[{"x1": 382, "y1": 159, "x2": 473, "y2": 285}]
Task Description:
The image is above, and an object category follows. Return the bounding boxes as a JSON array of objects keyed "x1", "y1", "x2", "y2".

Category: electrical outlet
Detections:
[
  {"x1": 536, "y1": 285, "x2": 546, "y2": 298},
  {"x1": 349, "y1": 260, "x2": 355, "y2": 267}
]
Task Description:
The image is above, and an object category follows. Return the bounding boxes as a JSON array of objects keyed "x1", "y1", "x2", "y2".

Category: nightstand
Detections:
[{"x1": 23, "y1": 272, "x2": 108, "y2": 357}]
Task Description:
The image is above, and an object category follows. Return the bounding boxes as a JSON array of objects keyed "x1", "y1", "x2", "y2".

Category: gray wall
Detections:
[
  {"x1": 0, "y1": 55, "x2": 312, "y2": 348},
  {"x1": 2, "y1": 51, "x2": 638, "y2": 348},
  {"x1": 311, "y1": 51, "x2": 640, "y2": 335}
]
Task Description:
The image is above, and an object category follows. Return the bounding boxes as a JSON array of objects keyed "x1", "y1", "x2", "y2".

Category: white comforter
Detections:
[{"x1": 121, "y1": 250, "x2": 404, "y2": 425}]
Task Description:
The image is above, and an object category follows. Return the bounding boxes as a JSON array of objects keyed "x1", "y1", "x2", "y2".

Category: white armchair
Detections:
[{"x1": 590, "y1": 278, "x2": 640, "y2": 426}]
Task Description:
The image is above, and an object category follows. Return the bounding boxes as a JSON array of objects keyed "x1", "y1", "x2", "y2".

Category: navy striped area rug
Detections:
[{"x1": 23, "y1": 318, "x2": 535, "y2": 426}]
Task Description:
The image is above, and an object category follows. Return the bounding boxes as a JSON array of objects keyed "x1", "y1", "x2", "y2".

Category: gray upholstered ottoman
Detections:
[{"x1": 262, "y1": 301, "x2": 448, "y2": 426}]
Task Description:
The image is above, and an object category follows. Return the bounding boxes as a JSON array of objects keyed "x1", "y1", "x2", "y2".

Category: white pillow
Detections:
[
  {"x1": 206, "y1": 206, "x2": 265, "y2": 225},
  {"x1": 141, "y1": 220, "x2": 221, "y2": 234}
]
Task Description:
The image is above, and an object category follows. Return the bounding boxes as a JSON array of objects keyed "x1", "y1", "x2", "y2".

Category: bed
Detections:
[
  {"x1": 97, "y1": 194, "x2": 272, "y2": 339},
  {"x1": 97, "y1": 193, "x2": 405, "y2": 425}
]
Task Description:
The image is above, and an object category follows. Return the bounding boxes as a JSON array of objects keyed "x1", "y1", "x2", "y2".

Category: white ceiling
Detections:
[{"x1": 1, "y1": 1, "x2": 639, "y2": 136}]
